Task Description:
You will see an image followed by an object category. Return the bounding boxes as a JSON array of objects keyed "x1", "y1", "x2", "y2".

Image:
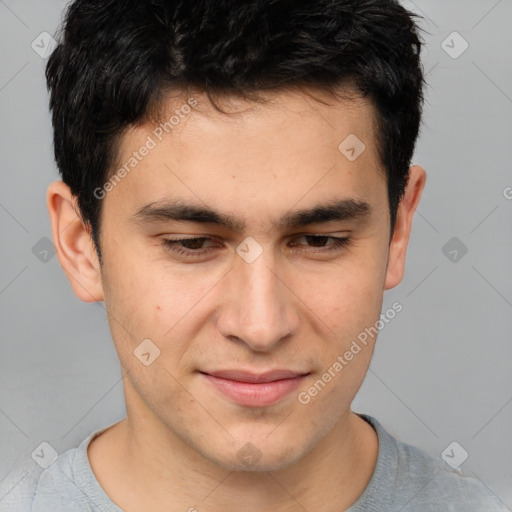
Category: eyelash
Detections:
[{"x1": 161, "y1": 235, "x2": 350, "y2": 258}]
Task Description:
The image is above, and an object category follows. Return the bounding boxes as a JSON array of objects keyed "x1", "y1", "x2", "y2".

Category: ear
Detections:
[
  {"x1": 384, "y1": 165, "x2": 426, "y2": 290},
  {"x1": 46, "y1": 180, "x2": 104, "y2": 302}
]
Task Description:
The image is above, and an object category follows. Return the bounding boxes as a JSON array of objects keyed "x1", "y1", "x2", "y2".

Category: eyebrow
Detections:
[{"x1": 131, "y1": 197, "x2": 372, "y2": 231}]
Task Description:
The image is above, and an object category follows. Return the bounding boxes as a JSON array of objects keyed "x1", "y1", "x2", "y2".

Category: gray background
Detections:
[{"x1": 1, "y1": 0, "x2": 511, "y2": 508}]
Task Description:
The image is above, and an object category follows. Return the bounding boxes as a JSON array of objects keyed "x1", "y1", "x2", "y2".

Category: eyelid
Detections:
[
  {"x1": 161, "y1": 233, "x2": 350, "y2": 245},
  {"x1": 160, "y1": 234, "x2": 351, "y2": 259}
]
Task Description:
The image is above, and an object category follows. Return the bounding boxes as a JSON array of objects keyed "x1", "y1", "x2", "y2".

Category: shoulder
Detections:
[
  {"x1": 349, "y1": 414, "x2": 508, "y2": 512},
  {"x1": 0, "y1": 445, "x2": 85, "y2": 512},
  {"x1": 0, "y1": 461, "x2": 42, "y2": 512},
  {"x1": 0, "y1": 426, "x2": 119, "y2": 512},
  {"x1": 394, "y1": 438, "x2": 505, "y2": 511}
]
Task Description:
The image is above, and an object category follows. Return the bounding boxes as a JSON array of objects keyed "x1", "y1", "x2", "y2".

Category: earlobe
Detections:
[
  {"x1": 46, "y1": 180, "x2": 104, "y2": 302},
  {"x1": 384, "y1": 165, "x2": 426, "y2": 290}
]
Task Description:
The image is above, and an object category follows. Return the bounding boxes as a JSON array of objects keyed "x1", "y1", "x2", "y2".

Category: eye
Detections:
[
  {"x1": 289, "y1": 235, "x2": 350, "y2": 253},
  {"x1": 161, "y1": 235, "x2": 350, "y2": 259},
  {"x1": 162, "y1": 237, "x2": 217, "y2": 258}
]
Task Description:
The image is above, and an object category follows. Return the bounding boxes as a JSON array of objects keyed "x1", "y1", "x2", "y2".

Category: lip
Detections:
[{"x1": 200, "y1": 369, "x2": 309, "y2": 407}]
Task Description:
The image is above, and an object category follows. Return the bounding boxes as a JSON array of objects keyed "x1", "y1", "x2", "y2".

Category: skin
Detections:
[{"x1": 47, "y1": 87, "x2": 426, "y2": 512}]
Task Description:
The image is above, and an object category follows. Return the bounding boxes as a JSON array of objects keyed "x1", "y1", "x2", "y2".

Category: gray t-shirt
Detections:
[{"x1": 0, "y1": 414, "x2": 507, "y2": 511}]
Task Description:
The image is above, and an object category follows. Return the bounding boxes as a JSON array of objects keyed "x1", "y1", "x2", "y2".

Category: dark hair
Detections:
[{"x1": 46, "y1": 0, "x2": 425, "y2": 261}]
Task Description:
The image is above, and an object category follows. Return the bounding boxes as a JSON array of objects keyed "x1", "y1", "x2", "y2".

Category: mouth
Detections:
[{"x1": 199, "y1": 369, "x2": 310, "y2": 407}]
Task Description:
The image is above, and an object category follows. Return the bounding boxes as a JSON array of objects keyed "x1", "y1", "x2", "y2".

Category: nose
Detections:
[{"x1": 216, "y1": 247, "x2": 299, "y2": 352}]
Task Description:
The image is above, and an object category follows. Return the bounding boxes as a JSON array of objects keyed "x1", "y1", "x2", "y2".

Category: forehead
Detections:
[
  {"x1": 117, "y1": 86, "x2": 380, "y2": 164},
  {"x1": 107, "y1": 87, "x2": 386, "y2": 230}
]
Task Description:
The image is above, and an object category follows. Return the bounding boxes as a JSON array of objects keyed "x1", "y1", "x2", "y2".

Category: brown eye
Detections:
[
  {"x1": 162, "y1": 237, "x2": 217, "y2": 257},
  {"x1": 290, "y1": 235, "x2": 350, "y2": 252}
]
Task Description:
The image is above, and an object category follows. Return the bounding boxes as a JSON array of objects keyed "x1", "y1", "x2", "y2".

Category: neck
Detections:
[{"x1": 88, "y1": 390, "x2": 378, "y2": 512}]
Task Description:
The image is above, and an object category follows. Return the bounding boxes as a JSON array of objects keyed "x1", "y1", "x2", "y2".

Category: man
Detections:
[{"x1": 1, "y1": 0, "x2": 507, "y2": 510}]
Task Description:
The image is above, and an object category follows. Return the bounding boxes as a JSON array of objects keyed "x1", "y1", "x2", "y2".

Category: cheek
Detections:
[
  {"x1": 100, "y1": 247, "x2": 222, "y2": 367},
  {"x1": 101, "y1": 222, "x2": 387, "y2": 368},
  {"x1": 296, "y1": 256, "x2": 386, "y2": 338}
]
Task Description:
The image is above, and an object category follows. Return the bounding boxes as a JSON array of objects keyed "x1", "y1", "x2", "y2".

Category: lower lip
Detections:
[{"x1": 202, "y1": 373, "x2": 308, "y2": 407}]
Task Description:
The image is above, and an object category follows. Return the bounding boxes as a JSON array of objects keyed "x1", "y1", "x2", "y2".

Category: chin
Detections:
[{"x1": 202, "y1": 439, "x2": 306, "y2": 473}]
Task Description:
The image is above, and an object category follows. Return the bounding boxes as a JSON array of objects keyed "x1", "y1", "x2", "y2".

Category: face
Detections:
[{"x1": 67, "y1": 88, "x2": 402, "y2": 471}]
